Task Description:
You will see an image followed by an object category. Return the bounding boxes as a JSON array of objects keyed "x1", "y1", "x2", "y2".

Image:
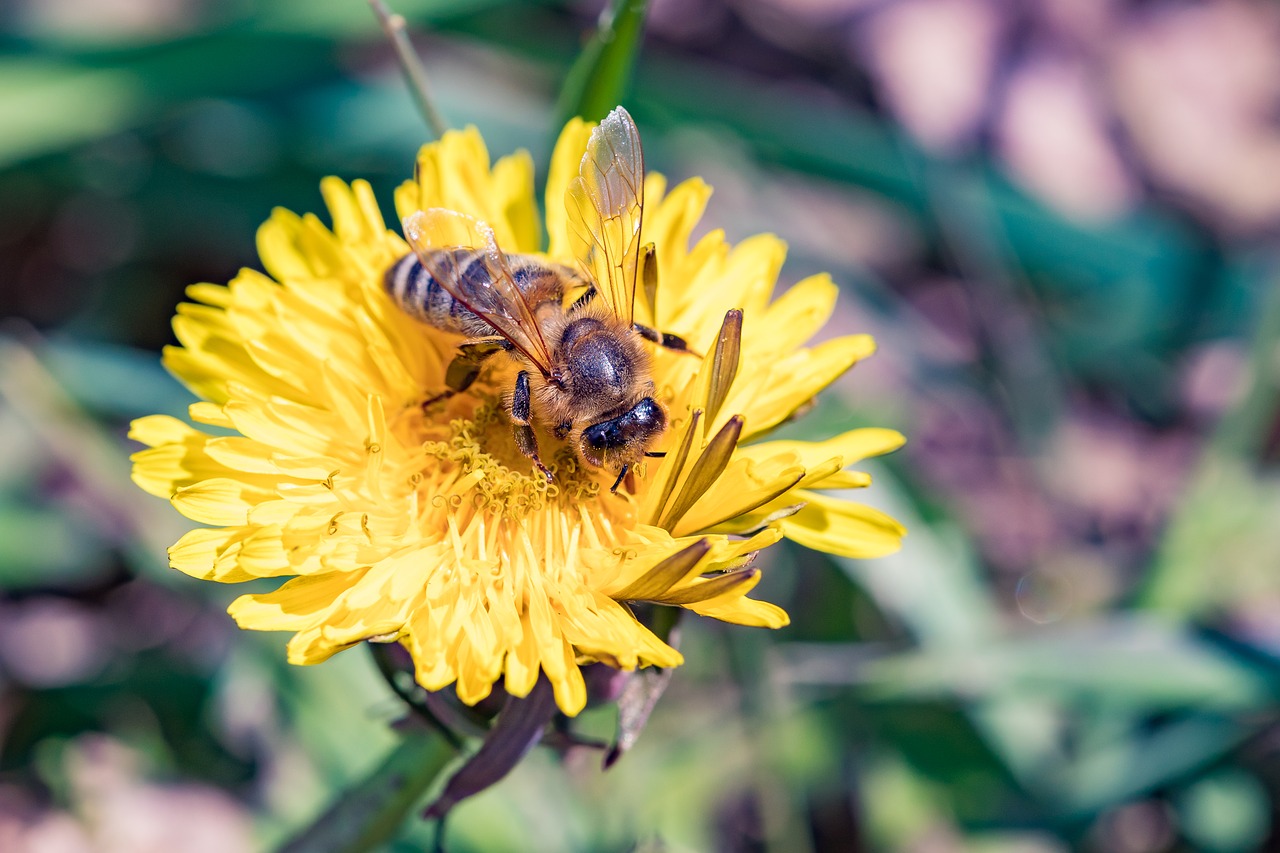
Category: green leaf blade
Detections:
[{"x1": 555, "y1": 0, "x2": 649, "y2": 125}]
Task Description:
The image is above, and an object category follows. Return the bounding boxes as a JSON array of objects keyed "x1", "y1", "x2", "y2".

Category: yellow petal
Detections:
[
  {"x1": 736, "y1": 427, "x2": 905, "y2": 490},
  {"x1": 286, "y1": 628, "x2": 360, "y2": 665},
  {"x1": 171, "y1": 477, "x2": 274, "y2": 526},
  {"x1": 757, "y1": 273, "x2": 839, "y2": 355},
  {"x1": 188, "y1": 402, "x2": 234, "y2": 428},
  {"x1": 675, "y1": 233, "x2": 786, "y2": 328},
  {"x1": 779, "y1": 491, "x2": 906, "y2": 559},
  {"x1": 186, "y1": 282, "x2": 232, "y2": 308},
  {"x1": 256, "y1": 208, "x2": 314, "y2": 282},
  {"x1": 672, "y1": 456, "x2": 805, "y2": 537},
  {"x1": 739, "y1": 335, "x2": 877, "y2": 440},
  {"x1": 688, "y1": 595, "x2": 790, "y2": 628},
  {"x1": 642, "y1": 177, "x2": 717, "y2": 326},
  {"x1": 493, "y1": 149, "x2": 540, "y2": 253},
  {"x1": 169, "y1": 527, "x2": 258, "y2": 582},
  {"x1": 747, "y1": 428, "x2": 905, "y2": 467},
  {"x1": 545, "y1": 117, "x2": 593, "y2": 261},
  {"x1": 228, "y1": 568, "x2": 369, "y2": 632},
  {"x1": 128, "y1": 414, "x2": 200, "y2": 448}
]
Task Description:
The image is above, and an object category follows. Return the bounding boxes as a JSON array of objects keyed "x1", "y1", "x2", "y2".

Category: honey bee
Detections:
[{"x1": 385, "y1": 107, "x2": 692, "y2": 492}]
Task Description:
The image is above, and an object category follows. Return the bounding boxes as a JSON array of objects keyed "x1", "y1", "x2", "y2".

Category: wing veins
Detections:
[
  {"x1": 403, "y1": 209, "x2": 556, "y2": 377},
  {"x1": 566, "y1": 107, "x2": 645, "y2": 326}
]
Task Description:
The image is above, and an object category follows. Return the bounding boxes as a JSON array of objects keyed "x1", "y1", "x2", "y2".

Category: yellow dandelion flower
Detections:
[{"x1": 129, "y1": 115, "x2": 905, "y2": 717}]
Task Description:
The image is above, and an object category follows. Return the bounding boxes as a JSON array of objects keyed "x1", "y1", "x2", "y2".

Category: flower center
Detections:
[{"x1": 397, "y1": 389, "x2": 605, "y2": 523}]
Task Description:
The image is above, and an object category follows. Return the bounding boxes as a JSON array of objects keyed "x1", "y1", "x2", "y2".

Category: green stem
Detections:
[
  {"x1": 554, "y1": 0, "x2": 650, "y2": 127},
  {"x1": 368, "y1": 0, "x2": 449, "y2": 140},
  {"x1": 1139, "y1": 271, "x2": 1280, "y2": 612},
  {"x1": 368, "y1": 642, "x2": 466, "y2": 749},
  {"x1": 723, "y1": 628, "x2": 816, "y2": 853},
  {"x1": 278, "y1": 730, "x2": 454, "y2": 853},
  {"x1": 1205, "y1": 272, "x2": 1280, "y2": 461}
]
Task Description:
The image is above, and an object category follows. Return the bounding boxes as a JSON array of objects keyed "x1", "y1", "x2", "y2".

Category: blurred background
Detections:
[{"x1": 4, "y1": 0, "x2": 1280, "y2": 850}]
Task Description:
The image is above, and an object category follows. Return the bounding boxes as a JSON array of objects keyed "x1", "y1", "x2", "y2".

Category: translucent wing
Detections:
[
  {"x1": 566, "y1": 106, "x2": 645, "y2": 326},
  {"x1": 402, "y1": 208, "x2": 557, "y2": 376}
]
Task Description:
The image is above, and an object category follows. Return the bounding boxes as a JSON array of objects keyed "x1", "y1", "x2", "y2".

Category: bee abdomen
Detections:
[{"x1": 385, "y1": 251, "x2": 479, "y2": 335}]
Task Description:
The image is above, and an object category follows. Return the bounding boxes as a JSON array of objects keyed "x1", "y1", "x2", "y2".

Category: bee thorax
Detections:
[{"x1": 560, "y1": 318, "x2": 636, "y2": 404}]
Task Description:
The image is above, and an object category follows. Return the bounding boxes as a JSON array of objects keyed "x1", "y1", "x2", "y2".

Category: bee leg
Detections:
[
  {"x1": 632, "y1": 323, "x2": 696, "y2": 356},
  {"x1": 422, "y1": 360, "x2": 479, "y2": 409},
  {"x1": 511, "y1": 370, "x2": 553, "y2": 483},
  {"x1": 514, "y1": 425, "x2": 552, "y2": 483},
  {"x1": 444, "y1": 359, "x2": 481, "y2": 391},
  {"x1": 425, "y1": 339, "x2": 508, "y2": 408},
  {"x1": 609, "y1": 464, "x2": 629, "y2": 494}
]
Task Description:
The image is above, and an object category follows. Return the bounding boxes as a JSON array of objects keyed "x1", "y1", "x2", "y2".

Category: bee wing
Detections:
[
  {"x1": 566, "y1": 106, "x2": 644, "y2": 326},
  {"x1": 402, "y1": 208, "x2": 558, "y2": 376}
]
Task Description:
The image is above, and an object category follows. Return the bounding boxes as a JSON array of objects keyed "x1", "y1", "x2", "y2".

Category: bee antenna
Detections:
[{"x1": 643, "y1": 451, "x2": 666, "y2": 458}]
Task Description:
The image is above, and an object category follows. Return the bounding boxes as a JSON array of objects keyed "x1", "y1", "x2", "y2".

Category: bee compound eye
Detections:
[
  {"x1": 632, "y1": 397, "x2": 664, "y2": 428},
  {"x1": 583, "y1": 422, "x2": 611, "y2": 449}
]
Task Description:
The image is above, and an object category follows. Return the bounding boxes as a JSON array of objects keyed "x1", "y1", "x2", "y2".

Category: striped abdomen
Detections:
[{"x1": 384, "y1": 249, "x2": 571, "y2": 338}]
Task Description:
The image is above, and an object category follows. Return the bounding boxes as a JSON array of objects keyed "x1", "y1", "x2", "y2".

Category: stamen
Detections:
[
  {"x1": 577, "y1": 505, "x2": 603, "y2": 550},
  {"x1": 447, "y1": 469, "x2": 487, "y2": 498},
  {"x1": 447, "y1": 516, "x2": 465, "y2": 561}
]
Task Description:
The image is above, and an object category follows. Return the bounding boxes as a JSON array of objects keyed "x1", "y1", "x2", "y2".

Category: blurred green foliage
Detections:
[{"x1": 4, "y1": 1, "x2": 1280, "y2": 851}]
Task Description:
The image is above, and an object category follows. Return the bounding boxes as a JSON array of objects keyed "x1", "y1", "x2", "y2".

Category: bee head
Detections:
[{"x1": 579, "y1": 396, "x2": 666, "y2": 469}]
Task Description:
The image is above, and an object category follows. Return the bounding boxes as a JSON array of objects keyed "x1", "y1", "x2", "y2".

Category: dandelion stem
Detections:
[
  {"x1": 368, "y1": 0, "x2": 449, "y2": 140},
  {"x1": 723, "y1": 628, "x2": 816, "y2": 853},
  {"x1": 279, "y1": 729, "x2": 453, "y2": 853},
  {"x1": 369, "y1": 642, "x2": 466, "y2": 749}
]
